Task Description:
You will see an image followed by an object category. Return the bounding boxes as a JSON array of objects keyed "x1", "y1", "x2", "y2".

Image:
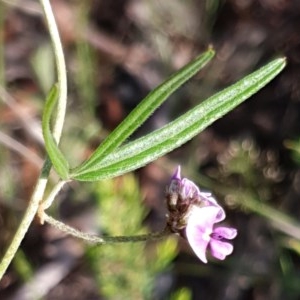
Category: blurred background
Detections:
[{"x1": 1, "y1": 0, "x2": 300, "y2": 299}]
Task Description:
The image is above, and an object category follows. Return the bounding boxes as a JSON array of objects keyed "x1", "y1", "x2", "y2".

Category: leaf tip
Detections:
[
  {"x1": 282, "y1": 56, "x2": 287, "y2": 65},
  {"x1": 276, "y1": 56, "x2": 287, "y2": 68},
  {"x1": 207, "y1": 44, "x2": 215, "y2": 52}
]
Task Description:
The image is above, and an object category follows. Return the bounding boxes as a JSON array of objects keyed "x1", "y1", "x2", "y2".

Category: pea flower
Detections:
[
  {"x1": 166, "y1": 166, "x2": 237, "y2": 263},
  {"x1": 166, "y1": 166, "x2": 225, "y2": 233},
  {"x1": 185, "y1": 205, "x2": 237, "y2": 263}
]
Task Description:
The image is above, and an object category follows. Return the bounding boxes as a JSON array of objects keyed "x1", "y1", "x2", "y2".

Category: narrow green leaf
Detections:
[
  {"x1": 42, "y1": 84, "x2": 69, "y2": 179},
  {"x1": 71, "y1": 57, "x2": 286, "y2": 181},
  {"x1": 74, "y1": 48, "x2": 215, "y2": 173}
]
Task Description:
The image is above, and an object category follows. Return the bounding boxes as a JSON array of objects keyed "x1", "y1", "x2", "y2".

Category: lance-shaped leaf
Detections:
[
  {"x1": 71, "y1": 57, "x2": 286, "y2": 181},
  {"x1": 73, "y1": 48, "x2": 215, "y2": 173},
  {"x1": 42, "y1": 84, "x2": 69, "y2": 179}
]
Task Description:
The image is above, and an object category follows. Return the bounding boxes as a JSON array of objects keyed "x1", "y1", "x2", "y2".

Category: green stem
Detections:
[
  {"x1": 44, "y1": 213, "x2": 171, "y2": 244},
  {"x1": 39, "y1": 0, "x2": 67, "y2": 142},
  {"x1": 40, "y1": 180, "x2": 68, "y2": 212},
  {"x1": 0, "y1": 0, "x2": 67, "y2": 280},
  {"x1": 0, "y1": 161, "x2": 49, "y2": 279}
]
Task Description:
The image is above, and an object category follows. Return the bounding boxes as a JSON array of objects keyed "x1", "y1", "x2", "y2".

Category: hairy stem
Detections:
[{"x1": 44, "y1": 213, "x2": 171, "y2": 244}]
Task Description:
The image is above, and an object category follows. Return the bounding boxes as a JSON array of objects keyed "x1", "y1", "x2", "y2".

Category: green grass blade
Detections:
[
  {"x1": 71, "y1": 57, "x2": 286, "y2": 181},
  {"x1": 42, "y1": 84, "x2": 69, "y2": 179},
  {"x1": 74, "y1": 48, "x2": 215, "y2": 173}
]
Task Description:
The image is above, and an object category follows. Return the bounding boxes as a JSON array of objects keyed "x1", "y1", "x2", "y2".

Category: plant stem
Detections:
[
  {"x1": 39, "y1": 180, "x2": 67, "y2": 211},
  {"x1": 44, "y1": 213, "x2": 171, "y2": 244},
  {"x1": 39, "y1": 0, "x2": 67, "y2": 142},
  {"x1": 0, "y1": 0, "x2": 67, "y2": 280},
  {"x1": 0, "y1": 162, "x2": 49, "y2": 280}
]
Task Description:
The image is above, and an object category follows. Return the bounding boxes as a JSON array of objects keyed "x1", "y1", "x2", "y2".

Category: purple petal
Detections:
[
  {"x1": 215, "y1": 209, "x2": 226, "y2": 223},
  {"x1": 209, "y1": 239, "x2": 234, "y2": 260},
  {"x1": 186, "y1": 222, "x2": 210, "y2": 263},
  {"x1": 181, "y1": 178, "x2": 201, "y2": 199},
  {"x1": 185, "y1": 206, "x2": 221, "y2": 263},
  {"x1": 211, "y1": 205, "x2": 225, "y2": 223},
  {"x1": 199, "y1": 193, "x2": 226, "y2": 222},
  {"x1": 168, "y1": 166, "x2": 182, "y2": 195},
  {"x1": 189, "y1": 205, "x2": 222, "y2": 227},
  {"x1": 199, "y1": 192, "x2": 217, "y2": 205},
  {"x1": 213, "y1": 227, "x2": 237, "y2": 240},
  {"x1": 171, "y1": 165, "x2": 181, "y2": 180}
]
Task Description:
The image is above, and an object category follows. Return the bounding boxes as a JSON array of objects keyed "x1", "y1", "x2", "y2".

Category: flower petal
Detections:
[
  {"x1": 172, "y1": 165, "x2": 181, "y2": 180},
  {"x1": 189, "y1": 205, "x2": 222, "y2": 228},
  {"x1": 168, "y1": 166, "x2": 182, "y2": 195},
  {"x1": 186, "y1": 224, "x2": 210, "y2": 263},
  {"x1": 209, "y1": 239, "x2": 234, "y2": 260},
  {"x1": 213, "y1": 227, "x2": 237, "y2": 240},
  {"x1": 186, "y1": 206, "x2": 221, "y2": 263},
  {"x1": 199, "y1": 193, "x2": 225, "y2": 222},
  {"x1": 181, "y1": 178, "x2": 201, "y2": 199}
]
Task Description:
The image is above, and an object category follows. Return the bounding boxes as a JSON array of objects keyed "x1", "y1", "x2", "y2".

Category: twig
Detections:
[{"x1": 44, "y1": 213, "x2": 171, "y2": 244}]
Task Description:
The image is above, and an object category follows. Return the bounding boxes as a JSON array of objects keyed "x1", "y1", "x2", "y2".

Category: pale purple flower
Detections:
[
  {"x1": 185, "y1": 205, "x2": 237, "y2": 263},
  {"x1": 168, "y1": 165, "x2": 201, "y2": 203},
  {"x1": 167, "y1": 166, "x2": 225, "y2": 223},
  {"x1": 166, "y1": 165, "x2": 237, "y2": 262}
]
